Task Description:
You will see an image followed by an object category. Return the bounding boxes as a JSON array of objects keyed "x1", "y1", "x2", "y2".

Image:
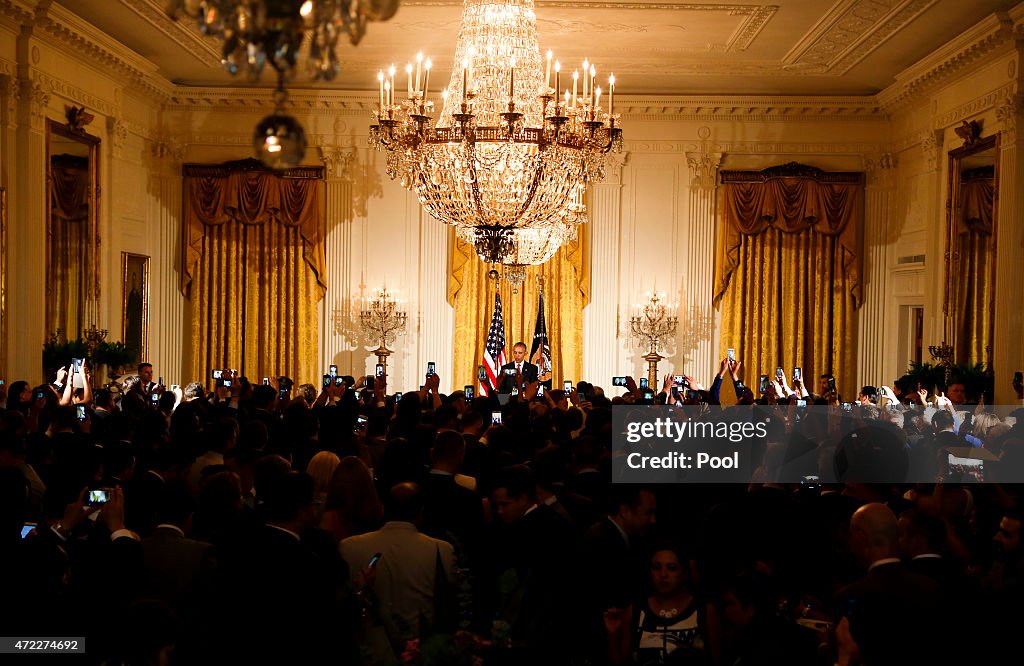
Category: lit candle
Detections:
[
  {"x1": 422, "y1": 58, "x2": 431, "y2": 98},
  {"x1": 572, "y1": 69, "x2": 578, "y2": 108},
  {"x1": 415, "y1": 52, "x2": 423, "y2": 93},
  {"x1": 377, "y1": 70, "x2": 384, "y2": 111},
  {"x1": 608, "y1": 73, "x2": 615, "y2": 117},
  {"x1": 545, "y1": 49, "x2": 552, "y2": 88},
  {"x1": 468, "y1": 46, "x2": 476, "y2": 90},
  {"x1": 595, "y1": 86, "x2": 602, "y2": 118},
  {"x1": 406, "y1": 63, "x2": 413, "y2": 98},
  {"x1": 462, "y1": 57, "x2": 469, "y2": 102},
  {"x1": 590, "y1": 64, "x2": 596, "y2": 105},
  {"x1": 509, "y1": 57, "x2": 515, "y2": 99},
  {"x1": 582, "y1": 59, "x2": 589, "y2": 99},
  {"x1": 564, "y1": 90, "x2": 570, "y2": 108},
  {"x1": 388, "y1": 64, "x2": 396, "y2": 105},
  {"x1": 384, "y1": 80, "x2": 391, "y2": 109},
  {"x1": 554, "y1": 61, "x2": 561, "y2": 100}
]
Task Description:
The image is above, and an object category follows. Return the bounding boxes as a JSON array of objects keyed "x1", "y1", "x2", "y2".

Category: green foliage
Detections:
[
  {"x1": 900, "y1": 360, "x2": 994, "y2": 402},
  {"x1": 42, "y1": 337, "x2": 90, "y2": 376},
  {"x1": 92, "y1": 341, "x2": 136, "y2": 372}
]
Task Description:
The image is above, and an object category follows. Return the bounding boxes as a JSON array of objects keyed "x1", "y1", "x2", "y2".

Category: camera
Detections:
[
  {"x1": 612, "y1": 376, "x2": 627, "y2": 387},
  {"x1": 827, "y1": 377, "x2": 837, "y2": 393},
  {"x1": 76, "y1": 405, "x2": 87, "y2": 421},
  {"x1": 800, "y1": 475, "x2": 821, "y2": 491},
  {"x1": 86, "y1": 489, "x2": 109, "y2": 506},
  {"x1": 796, "y1": 399, "x2": 807, "y2": 408},
  {"x1": 775, "y1": 366, "x2": 784, "y2": 379},
  {"x1": 464, "y1": 385, "x2": 474, "y2": 400},
  {"x1": 427, "y1": 361, "x2": 436, "y2": 377},
  {"x1": 537, "y1": 384, "x2": 545, "y2": 396},
  {"x1": 673, "y1": 375, "x2": 685, "y2": 386},
  {"x1": 511, "y1": 386, "x2": 519, "y2": 397}
]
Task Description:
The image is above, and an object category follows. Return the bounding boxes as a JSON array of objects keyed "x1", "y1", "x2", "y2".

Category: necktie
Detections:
[{"x1": 517, "y1": 363, "x2": 521, "y2": 374}]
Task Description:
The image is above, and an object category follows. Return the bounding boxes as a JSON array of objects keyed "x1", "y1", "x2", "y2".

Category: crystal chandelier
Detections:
[
  {"x1": 369, "y1": 0, "x2": 622, "y2": 260},
  {"x1": 167, "y1": 0, "x2": 400, "y2": 80}
]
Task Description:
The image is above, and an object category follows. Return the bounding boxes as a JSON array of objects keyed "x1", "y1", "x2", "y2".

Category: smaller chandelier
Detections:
[
  {"x1": 167, "y1": 0, "x2": 400, "y2": 81},
  {"x1": 253, "y1": 80, "x2": 307, "y2": 169}
]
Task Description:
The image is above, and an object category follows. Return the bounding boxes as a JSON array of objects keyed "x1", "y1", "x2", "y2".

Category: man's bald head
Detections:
[
  {"x1": 850, "y1": 502, "x2": 900, "y2": 565},
  {"x1": 385, "y1": 482, "x2": 424, "y2": 523}
]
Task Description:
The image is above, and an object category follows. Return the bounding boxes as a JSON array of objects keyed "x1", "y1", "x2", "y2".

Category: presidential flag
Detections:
[
  {"x1": 530, "y1": 288, "x2": 551, "y2": 380},
  {"x1": 480, "y1": 291, "x2": 506, "y2": 396}
]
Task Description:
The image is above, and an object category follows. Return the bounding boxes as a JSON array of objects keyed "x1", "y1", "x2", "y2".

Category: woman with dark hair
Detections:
[
  {"x1": 5, "y1": 381, "x2": 32, "y2": 412},
  {"x1": 605, "y1": 541, "x2": 710, "y2": 665}
]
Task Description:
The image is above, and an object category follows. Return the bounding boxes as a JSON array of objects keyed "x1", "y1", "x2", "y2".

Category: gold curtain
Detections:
[
  {"x1": 955, "y1": 176, "x2": 995, "y2": 366},
  {"x1": 450, "y1": 227, "x2": 589, "y2": 390},
  {"x1": 183, "y1": 164, "x2": 325, "y2": 385},
  {"x1": 714, "y1": 171, "x2": 862, "y2": 400},
  {"x1": 47, "y1": 157, "x2": 90, "y2": 339}
]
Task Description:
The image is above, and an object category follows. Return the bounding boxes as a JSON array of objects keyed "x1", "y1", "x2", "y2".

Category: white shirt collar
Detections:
[
  {"x1": 266, "y1": 524, "x2": 301, "y2": 541},
  {"x1": 869, "y1": 557, "x2": 901, "y2": 570},
  {"x1": 155, "y1": 524, "x2": 185, "y2": 537}
]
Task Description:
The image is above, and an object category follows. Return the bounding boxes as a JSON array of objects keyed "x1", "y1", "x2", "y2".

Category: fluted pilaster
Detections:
[
  {"x1": 683, "y1": 148, "x2": 721, "y2": 380},
  {"x1": 582, "y1": 152, "x2": 627, "y2": 385},
  {"x1": 994, "y1": 95, "x2": 1024, "y2": 402},
  {"x1": 148, "y1": 138, "x2": 186, "y2": 383},
  {"x1": 858, "y1": 153, "x2": 896, "y2": 388},
  {"x1": 318, "y1": 146, "x2": 357, "y2": 376},
  {"x1": 417, "y1": 209, "x2": 454, "y2": 393}
]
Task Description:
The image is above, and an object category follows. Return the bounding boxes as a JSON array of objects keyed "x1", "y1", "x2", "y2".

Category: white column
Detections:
[
  {"x1": 418, "y1": 208, "x2": 454, "y2": 393},
  {"x1": 583, "y1": 152, "x2": 627, "y2": 385},
  {"x1": 994, "y1": 96, "x2": 1024, "y2": 403},
  {"x1": 0, "y1": 74, "x2": 19, "y2": 377},
  {"x1": 858, "y1": 153, "x2": 896, "y2": 388},
  {"x1": 9, "y1": 75, "x2": 48, "y2": 381},
  {"x1": 683, "y1": 150, "x2": 722, "y2": 380},
  {"x1": 148, "y1": 139, "x2": 186, "y2": 383},
  {"x1": 921, "y1": 129, "x2": 946, "y2": 354},
  {"x1": 318, "y1": 146, "x2": 357, "y2": 376}
]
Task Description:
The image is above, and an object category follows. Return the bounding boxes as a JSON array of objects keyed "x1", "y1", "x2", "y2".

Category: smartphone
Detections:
[
  {"x1": 151, "y1": 393, "x2": 160, "y2": 404},
  {"x1": 794, "y1": 367, "x2": 802, "y2": 382},
  {"x1": 1015, "y1": 371, "x2": 1023, "y2": 387},
  {"x1": 464, "y1": 385, "x2": 474, "y2": 400},
  {"x1": 366, "y1": 377, "x2": 375, "y2": 390},
  {"x1": 278, "y1": 387, "x2": 289, "y2": 400},
  {"x1": 262, "y1": 377, "x2": 270, "y2": 385},
  {"x1": 775, "y1": 366, "x2": 784, "y2": 380},
  {"x1": 427, "y1": 361, "x2": 436, "y2": 377},
  {"x1": 504, "y1": 368, "x2": 516, "y2": 376},
  {"x1": 76, "y1": 404, "x2": 87, "y2": 421},
  {"x1": 212, "y1": 369, "x2": 222, "y2": 379},
  {"x1": 841, "y1": 402, "x2": 854, "y2": 412},
  {"x1": 223, "y1": 379, "x2": 232, "y2": 388},
  {"x1": 828, "y1": 377, "x2": 837, "y2": 393},
  {"x1": 72, "y1": 358, "x2": 84, "y2": 374},
  {"x1": 685, "y1": 389, "x2": 701, "y2": 400},
  {"x1": 759, "y1": 375, "x2": 769, "y2": 393},
  {"x1": 727, "y1": 348, "x2": 736, "y2": 362},
  {"x1": 491, "y1": 411, "x2": 503, "y2": 425},
  {"x1": 537, "y1": 384, "x2": 545, "y2": 396},
  {"x1": 323, "y1": 375, "x2": 332, "y2": 388},
  {"x1": 796, "y1": 399, "x2": 807, "y2": 408},
  {"x1": 335, "y1": 376, "x2": 345, "y2": 386},
  {"x1": 329, "y1": 364, "x2": 338, "y2": 378},
  {"x1": 20, "y1": 522, "x2": 36, "y2": 539},
  {"x1": 511, "y1": 386, "x2": 519, "y2": 397},
  {"x1": 375, "y1": 364, "x2": 384, "y2": 379},
  {"x1": 170, "y1": 384, "x2": 179, "y2": 392},
  {"x1": 0, "y1": 379, "x2": 5, "y2": 385},
  {"x1": 394, "y1": 392, "x2": 403, "y2": 403},
  {"x1": 354, "y1": 415, "x2": 368, "y2": 431},
  {"x1": 578, "y1": 391, "x2": 587, "y2": 402},
  {"x1": 639, "y1": 377, "x2": 649, "y2": 389},
  {"x1": 478, "y1": 365, "x2": 487, "y2": 381},
  {"x1": 673, "y1": 375, "x2": 684, "y2": 386},
  {"x1": 612, "y1": 376, "x2": 627, "y2": 387},
  {"x1": 641, "y1": 389, "x2": 654, "y2": 401},
  {"x1": 35, "y1": 390, "x2": 45, "y2": 401},
  {"x1": 368, "y1": 552, "x2": 382, "y2": 568},
  {"x1": 564, "y1": 380, "x2": 573, "y2": 393},
  {"x1": 86, "y1": 489, "x2": 109, "y2": 506},
  {"x1": 671, "y1": 386, "x2": 680, "y2": 400},
  {"x1": 158, "y1": 376, "x2": 164, "y2": 386},
  {"x1": 354, "y1": 390, "x2": 362, "y2": 400}
]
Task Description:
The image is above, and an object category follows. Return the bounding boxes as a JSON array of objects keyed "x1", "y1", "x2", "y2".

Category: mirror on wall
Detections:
[
  {"x1": 46, "y1": 112, "x2": 100, "y2": 342},
  {"x1": 945, "y1": 121, "x2": 997, "y2": 368}
]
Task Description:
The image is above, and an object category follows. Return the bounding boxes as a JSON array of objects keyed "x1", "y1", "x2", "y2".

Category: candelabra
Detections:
[
  {"x1": 359, "y1": 288, "x2": 408, "y2": 379},
  {"x1": 82, "y1": 323, "x2": 108, "y2": 356},
  {"x1": 929, "y1": 340, "x2": 954, "y2": 383},
  {"x1": 629, "y1": 292, "x2": 678, "y2": 388}
]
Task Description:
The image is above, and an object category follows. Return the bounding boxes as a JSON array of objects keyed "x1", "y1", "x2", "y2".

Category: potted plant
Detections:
[
  {"x1": 92, "y1": 341, "x2": 136, "y2": 380},
  {"x1": 42, "y1": 336, "x2": 90, "y2": 380}
]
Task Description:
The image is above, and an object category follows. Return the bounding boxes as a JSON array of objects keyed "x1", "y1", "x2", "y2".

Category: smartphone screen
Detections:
[
  {"x1": 491, "y1": 411, "x2": 502, "y2": 425},
  {"x1": 828, "y1": 377, "x2": 837, "y2": 393},
  {"x1": 376, "y1": 364, "x2": 384, "y2": 379},
  {"x1": 395, "y1": 393, "x2": 403, "y2": 403},
  {"x1": 212, "y1": 369, "x2": 222, "y2": 379},
  {"x1": 727, "y1": 348, "x2": 736, "y2": 362},
  {"x1": 151, "y1": 393, "x2": 160, "y2": 404},
  {"x1": 427, "y1": 362, "x2": 436, "y2": 377},
  {"x1": 564, "y1": 380, "x2": 572, "y2": 393},
  {"x1": 775, "y1": 366, "x2": 784, "y2": 379},
  {"x1": 76, "y1": 405, "x2": 87, "y2": 421},
  {"x1": 323, "y1": 375, "x2": 332, "y2": 388},
  {"x1": 86, "y1": 489, "x2": 109, "y2": 506},
  {"x1": 759, "y1": 375, "x2": 769, "y2": 393},
  {"x1": 464, "y1": 385, "x2": 474, "y2": 399},
  {"x1": 335, "y1": 377, "x2": 344, "y2": 386},
  {"x1": 794, "y1": 367, "x2": 802, "y2": 382},
  {"x1": 279, "y1": 388, "x2": 288, "y2": 400},
  {"x1": 262, "y1": 377, "x2": 270, "y2": 385},
  {"x1": 35, "y1": 390, "x2": 45, "y2": 401},
  {"x1": 612, "y1": 376, "x2": 626, "y2": 387},
  {"x1": 368, "y1": 552, "x2": 382, "y2": 568},
  {"x1": 639, "y1": 378, "x2": 649, "y2": 389},
  {"x1": 537, "y1": 384, "x2": 544, "y2": 396},
  {"x1": 223, "y1": 379, "x2": 232, "y2": 388},
  {"x1": 20, "y1": 523, "x2": 36, "y2": 539},
  {"x1": 478, "y1": 365, "x2": 487, "y2": 381},
  {"x1": 329, "y1": 364, "x2": 338, "y2": 378}
]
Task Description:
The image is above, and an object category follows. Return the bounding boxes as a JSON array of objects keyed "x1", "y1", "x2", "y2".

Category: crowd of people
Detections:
[{"x1": 1, "y1": 354, "x2": 1023, "y2": 665}]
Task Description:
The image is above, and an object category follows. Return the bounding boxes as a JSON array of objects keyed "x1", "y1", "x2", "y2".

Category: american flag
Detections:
[
  {"x1": 530, "y1": 288, "x2": 551, "y2": 376},
  {"x1": 480, "y1": 291, "x2": 506, "y2": 396}
]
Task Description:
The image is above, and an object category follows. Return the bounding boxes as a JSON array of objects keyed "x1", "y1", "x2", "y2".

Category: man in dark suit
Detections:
[
  {"x1": 421, "y1": 431, "x2": 485, "y2": 559},
  {"x1": 836, "y1": 503, "x2": 942, "y2": 666},
  {"x1": 499, "y1": 342, "x2": 538, "y2": 392}
]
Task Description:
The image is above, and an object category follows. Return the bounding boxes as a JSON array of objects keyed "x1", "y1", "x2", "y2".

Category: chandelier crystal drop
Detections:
[
  {"x1": 369, "y1": 0, "x2": 622, "y2": 251},
  {"x1": 167, "y1": 0, "x2": 400, "y2": 81}
]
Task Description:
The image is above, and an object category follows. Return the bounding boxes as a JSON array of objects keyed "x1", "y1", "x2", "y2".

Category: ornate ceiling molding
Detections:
[
  {"x1": 625, "y1": 139, "x2": 889, "y2": 156},
  {"x1": 888, "y1": 82, "x2": 1016, "y2": 155},
  {"x1": 877, "y1": 12, "x2": 1014, "y2": 112},
  {"x1": 0, "y1": 0, "x2": 34, "y2": 26},
  {"x1": 618, "y1": 95, "x2": 884, "y2": 120},
  {"x1": 33, "y1": 2, "x2": 173, "y2": 102},
  {"x1": 166, "y1": 87, "x2": 378, "y2": 113},
  {"x1": 119, "y1": 0, "x2": 222, "y2": 69},
  {"x1": 783, "y1": 0, "x2": 939, "y2": 76},
  {"x1": 30, "y1": 70, "x2": 118, "y2": 118}
]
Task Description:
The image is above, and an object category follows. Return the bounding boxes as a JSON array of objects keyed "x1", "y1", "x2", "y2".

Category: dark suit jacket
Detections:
[
  {"x1": 141, "y1": 526, "x2": 216, "y2": 609},
  {"x1": 498, "y1": 361, "x2": 538, "y2": 392},
  {"x1": 420, "y1": 471, "x2": 484, "y2": 560},
  {"x1": 836, "y1": 561, "x2": 943, "y2": 666}
]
